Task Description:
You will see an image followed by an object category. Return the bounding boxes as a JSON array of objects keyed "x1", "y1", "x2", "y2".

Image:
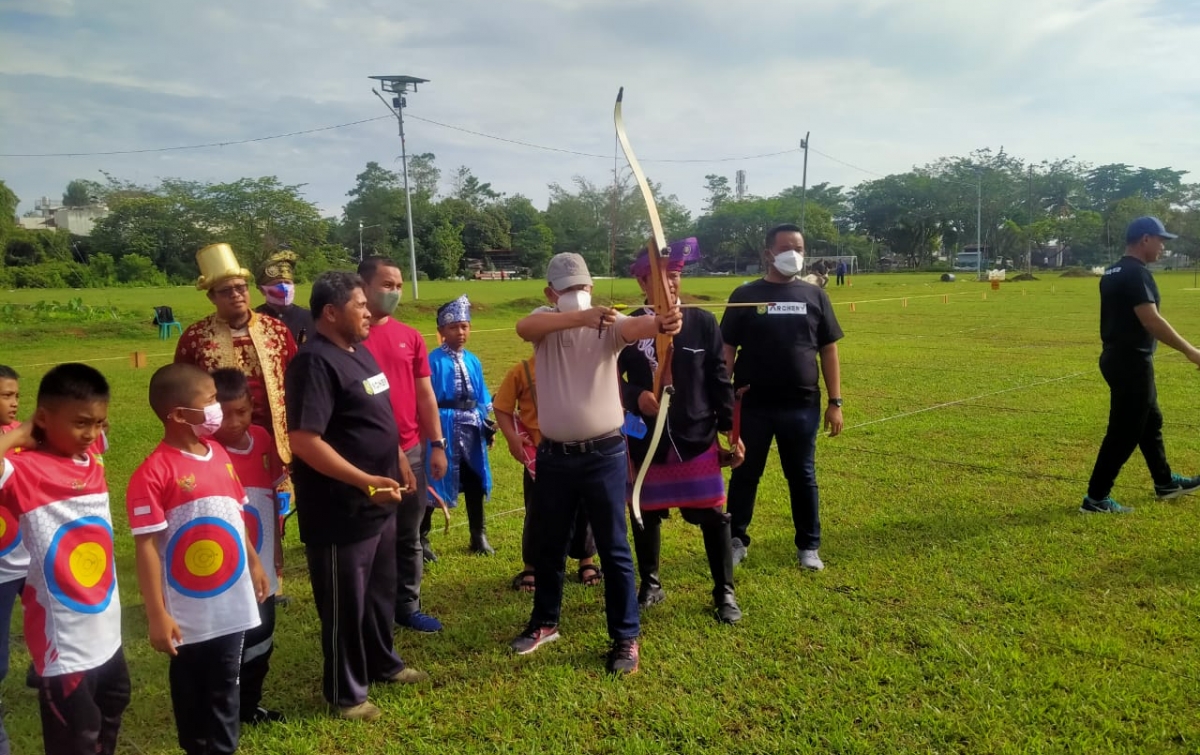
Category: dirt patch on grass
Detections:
[{"x1": 1010, "y1": 273, "x2": 1038, "y2": 281}]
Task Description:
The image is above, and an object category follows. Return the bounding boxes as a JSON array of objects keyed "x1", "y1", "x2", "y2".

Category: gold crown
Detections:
[
  {"x1": 195, "y1": 243, "x2": 252, "y2": 291},
  {"x1": 259, "y1": 250, "x2": 298, "y2": 284}
]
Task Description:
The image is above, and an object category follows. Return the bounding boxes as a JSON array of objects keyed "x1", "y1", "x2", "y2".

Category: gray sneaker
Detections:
[
  {"x1": 731, "y1": 538, "x2": 748, "y2": 566},
  {"x1": 385, "y1": 667, "x2": 429, "y2": 684},
  {"x1": 798, "y1": 549, "x2": 825, "y2": 571},
  {"x1": 510, "y1": 624, "x2": 560, "y2": 655},
  {"x1": 338, "y1": 701, "x2": 382, "y2": 721}
]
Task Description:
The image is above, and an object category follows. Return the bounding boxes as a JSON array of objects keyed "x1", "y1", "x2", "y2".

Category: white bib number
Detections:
[
  {"x1": 767, "y1": 302, "x2": 807, "y2": 315},
  {"x1": 363, "y1": 372, "x2": 390, "y2": 396}
]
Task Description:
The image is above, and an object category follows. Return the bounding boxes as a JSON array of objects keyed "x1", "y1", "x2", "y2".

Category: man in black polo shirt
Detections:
[
  {"x1": 1082, "y1": 216, "x2": 1200, "y2": 513},
  {"x1": 285, "y1": 271, "x2": 424, "y2": 721},
  {"x1": 721, "y1": 223, "x2": 843, "y2": 570}
]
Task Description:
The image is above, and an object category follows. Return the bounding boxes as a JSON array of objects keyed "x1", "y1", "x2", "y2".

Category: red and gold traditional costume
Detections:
[{"x1": 174, "y1": 243, "x2": 297, "y2": 463}]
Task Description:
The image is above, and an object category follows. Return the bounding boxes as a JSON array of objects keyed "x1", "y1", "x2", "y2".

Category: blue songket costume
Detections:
[{"x1": 426, "y1": 295, "x2": 495, "y2": 554}]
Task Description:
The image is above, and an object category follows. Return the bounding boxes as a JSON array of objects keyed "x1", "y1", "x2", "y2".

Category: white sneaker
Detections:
[
  {"x1": 731, "y1": 538, "x2": 748, "y2": 566},
  {"x1": 798, "y1": 549, "x2": 824, "y2": 571}
]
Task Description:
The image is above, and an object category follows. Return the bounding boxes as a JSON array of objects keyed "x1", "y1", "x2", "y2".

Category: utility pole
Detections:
[
  {"x1": 358, "y1": 219, "x2": 363, "y2": 263},
  {"x1": 1025, "y1": 165, "x2": 1035, "y2": 272},
  {"x1": 799, "y1": 132, "x2": 810, "y2": 234},
  {"x1": 976, "y1": 166, "x2": 983, "y2": 281},
  {"x1": 369, "y1": 74, "x2": 429, "y2": 299}
]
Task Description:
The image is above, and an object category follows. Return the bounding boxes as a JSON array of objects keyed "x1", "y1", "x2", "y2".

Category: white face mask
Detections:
[
  {"x1": 556, "y1": 289, "x2": 592, "y2": 313},
  {"x1": 772, "y1": 250, "x2": 805, "y2": 277}
]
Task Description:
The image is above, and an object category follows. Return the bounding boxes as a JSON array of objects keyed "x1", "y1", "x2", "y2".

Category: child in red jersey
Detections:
[
  {"x1": 211, "y1": 368, "x2": 287, "y2": 726},
  {"x1": 128, "y1": 363, "x2": 269, "y2": 755},
  {"x1": 0, "y1": 364, "x2": 25, "y2": 755},
  {"x1": 0, "y1": 364, "x2": 17, "y2": 433},
  {"x1": 0, "y1": 363, "x2": 129, "y2": 755}
]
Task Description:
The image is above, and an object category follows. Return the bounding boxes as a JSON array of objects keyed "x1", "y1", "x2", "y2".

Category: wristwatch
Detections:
[
  {"x1": 429, "y1": 438, "x2": 448, "y2": 450},
  {"x1": 828, "y1": 398, "x2": 844, "y2": 408}
]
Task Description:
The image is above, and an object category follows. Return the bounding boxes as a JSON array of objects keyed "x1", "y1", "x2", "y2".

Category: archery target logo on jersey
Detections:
[
  {"x1": 166, "y1": 516, "x2": 245, "y2": 599},
  {"x1": 242, "y1": 505, "x2": 264, "y2": 555},
  {"x1": 0, "y1": 507, "x2": 22, "y2": 557},
  {"x1": 43, "y1": 516, "x2": 116, "y2": 614}
]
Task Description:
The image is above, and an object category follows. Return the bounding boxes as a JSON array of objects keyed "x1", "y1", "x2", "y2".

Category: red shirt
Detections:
[
  {"x1": 220, "y1": 426, "x2": 285, "y2": 596},
  {"x1": 0, "y1": 426, "x2": 107, "y2": 585},
  {"x1": 126, "y1": 441, "x2": 261, "y2": 645},
  {"x1": 362, "y1": 316, "x2": 431, "y2": 450},
  {"x1": 0, "y1": 449, "x2": 122, "y2": 676}
]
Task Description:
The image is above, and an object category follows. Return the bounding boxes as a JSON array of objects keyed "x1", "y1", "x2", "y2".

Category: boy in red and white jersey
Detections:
[
  {"x1": 211, "y1": 368, "x2": 287, "y2": 726},
  {"x1": 128, "y1": 363, "x2": 269, "y2": 755},
  {"x1": 0, "y1": 363, "x2": 129, "y2": 755},
  {"x1": 0, "y1": 364, "x2": 28, "y2": 755},
  {"x1": 0, "y1": 364, "x2": 17, "y2": 434}
]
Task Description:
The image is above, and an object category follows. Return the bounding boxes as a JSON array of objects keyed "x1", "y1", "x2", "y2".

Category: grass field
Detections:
[{"x1": 4, "y1": 271, "x2": 1200, "y2": 754}]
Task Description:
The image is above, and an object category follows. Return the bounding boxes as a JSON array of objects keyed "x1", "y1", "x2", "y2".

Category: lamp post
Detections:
[
  {"x1": 369, "y1": 74, "x2": 429, "y2": 300},
  {"x1": 799, "y1": 132, "x2": 810, "y2": 234},
  {"x1": 357, "y1": 221, "x2": 382, "y2": 262}
]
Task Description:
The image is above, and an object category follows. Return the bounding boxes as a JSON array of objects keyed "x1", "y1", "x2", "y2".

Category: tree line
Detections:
[{"x1": 1, "y1": 148, "x2": 1197, "y2": 289}]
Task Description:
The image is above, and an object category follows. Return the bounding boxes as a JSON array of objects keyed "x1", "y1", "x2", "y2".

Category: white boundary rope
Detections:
[{"x1": 845, "y1": 371, "x2": 1087, "y2": 431}]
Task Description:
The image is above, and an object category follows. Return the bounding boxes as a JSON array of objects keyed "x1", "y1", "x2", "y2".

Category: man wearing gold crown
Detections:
[
  {"x1": 255, "y1": 247, "x2": 314, "y2": 345},
  {"x1": 175, "y1": 243, "x2": 297, "y2": 465}
]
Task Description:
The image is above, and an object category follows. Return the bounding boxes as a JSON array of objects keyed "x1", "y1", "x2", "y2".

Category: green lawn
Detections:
[{"x1": 4, "y1": 272, "x2": 1200, "y2": 754}]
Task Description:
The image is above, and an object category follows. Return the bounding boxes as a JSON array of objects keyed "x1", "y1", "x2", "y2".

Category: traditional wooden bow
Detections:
[{"x1": 615, "y1": 87, "x2": 674, "y2": 529}]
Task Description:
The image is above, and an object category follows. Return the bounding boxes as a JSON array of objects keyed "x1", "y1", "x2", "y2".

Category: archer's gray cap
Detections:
[{"x1": 546, "y1": 253, "x2": 592, "y2": 291}]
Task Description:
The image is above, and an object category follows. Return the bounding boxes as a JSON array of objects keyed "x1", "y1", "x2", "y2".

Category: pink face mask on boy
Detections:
[{"x1": 178, "y1": 402, "x2": 224, "y2": 438}]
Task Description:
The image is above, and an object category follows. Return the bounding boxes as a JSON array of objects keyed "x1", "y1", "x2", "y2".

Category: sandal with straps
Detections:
[
  {"x1": 578, "y1": 563, "x2": 603, "y2": 587},
  {"x1": 510, "y1": 569, "x2": 536, "y2": 593}
]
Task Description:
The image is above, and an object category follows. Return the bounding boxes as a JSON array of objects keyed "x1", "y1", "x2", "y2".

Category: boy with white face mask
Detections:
[
  {"x1": 509, "y1": 252, "x2": 681, "y2": 676},
  {"x1": 720, "y1": 223, "x2": 844, "y2": 573}
]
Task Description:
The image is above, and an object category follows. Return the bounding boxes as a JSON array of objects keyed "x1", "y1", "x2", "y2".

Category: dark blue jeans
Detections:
[
  {"x1": 529, "y1": 439, "x2": 639, "y2": 641},
  {"x1": 727, "y1": 403, "x2": 822, "y2": 551}
]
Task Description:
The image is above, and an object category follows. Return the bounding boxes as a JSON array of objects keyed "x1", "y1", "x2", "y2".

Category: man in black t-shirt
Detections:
[
  {"x1": 285, "y1": 271, "x2": 423, "y2": 721},
  {"x1": 1082, "y1": 216, "x2": 1200, "y2": 513},
  {"x1": 720, "y1": 223, "x2": 844, "y2": 570}
]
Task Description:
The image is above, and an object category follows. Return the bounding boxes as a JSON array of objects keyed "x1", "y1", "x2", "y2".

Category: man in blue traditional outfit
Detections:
[
  {"x1": 426, "y1": 295, "x2": 496, "y2": 555},
  {"x1": 618, "y1": 239, "x2": 745, "y2": 624}
]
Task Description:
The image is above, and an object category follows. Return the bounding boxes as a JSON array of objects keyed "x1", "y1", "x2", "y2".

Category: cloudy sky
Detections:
[{"x1": 2, "y1": 0, "x2": 1198, "y2": 219}]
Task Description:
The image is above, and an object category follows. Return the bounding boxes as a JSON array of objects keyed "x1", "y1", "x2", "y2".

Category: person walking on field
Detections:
[
  {"x1": 835, "y1": 259, "x2": 847, "y2": 286},
  {"x1": 1081, "y1": 216, "x2": 1200, "y2": 514}
]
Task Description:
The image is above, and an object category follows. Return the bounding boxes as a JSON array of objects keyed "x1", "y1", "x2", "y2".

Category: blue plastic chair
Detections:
[{"x1": 153, "y1": 307, "x2": 182, "y2": 340}]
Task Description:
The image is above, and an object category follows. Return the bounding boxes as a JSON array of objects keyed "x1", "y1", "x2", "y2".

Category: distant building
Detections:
[{"x1": 16, "y1": 195, "x2": 108, "y2": 236}]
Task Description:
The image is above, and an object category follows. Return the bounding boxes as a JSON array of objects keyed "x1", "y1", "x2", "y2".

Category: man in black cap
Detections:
[{"x1": 1082, "y1": 216, "x2": 1200, "y2": 513}]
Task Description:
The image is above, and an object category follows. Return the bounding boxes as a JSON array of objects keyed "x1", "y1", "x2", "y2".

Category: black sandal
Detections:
[
  {"x1": 578, "y1": 563, "x2": 603, "y2": 587},
  {"x1": 511, "y1": 570, "x2": 536, "y2": 592}
]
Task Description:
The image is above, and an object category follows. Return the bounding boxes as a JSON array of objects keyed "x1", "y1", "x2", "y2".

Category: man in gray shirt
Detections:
[{"x1": 509, "y1": 252, "x2": 681, "y2": 676}]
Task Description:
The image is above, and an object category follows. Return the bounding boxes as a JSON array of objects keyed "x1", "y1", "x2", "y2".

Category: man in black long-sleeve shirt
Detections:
[
  {"x1": 1082, "y1": 216, "x2": 1200, "y2": 513},
  {"x1": 618, "y1": 239, "x2": 745, "y2": 624}
]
